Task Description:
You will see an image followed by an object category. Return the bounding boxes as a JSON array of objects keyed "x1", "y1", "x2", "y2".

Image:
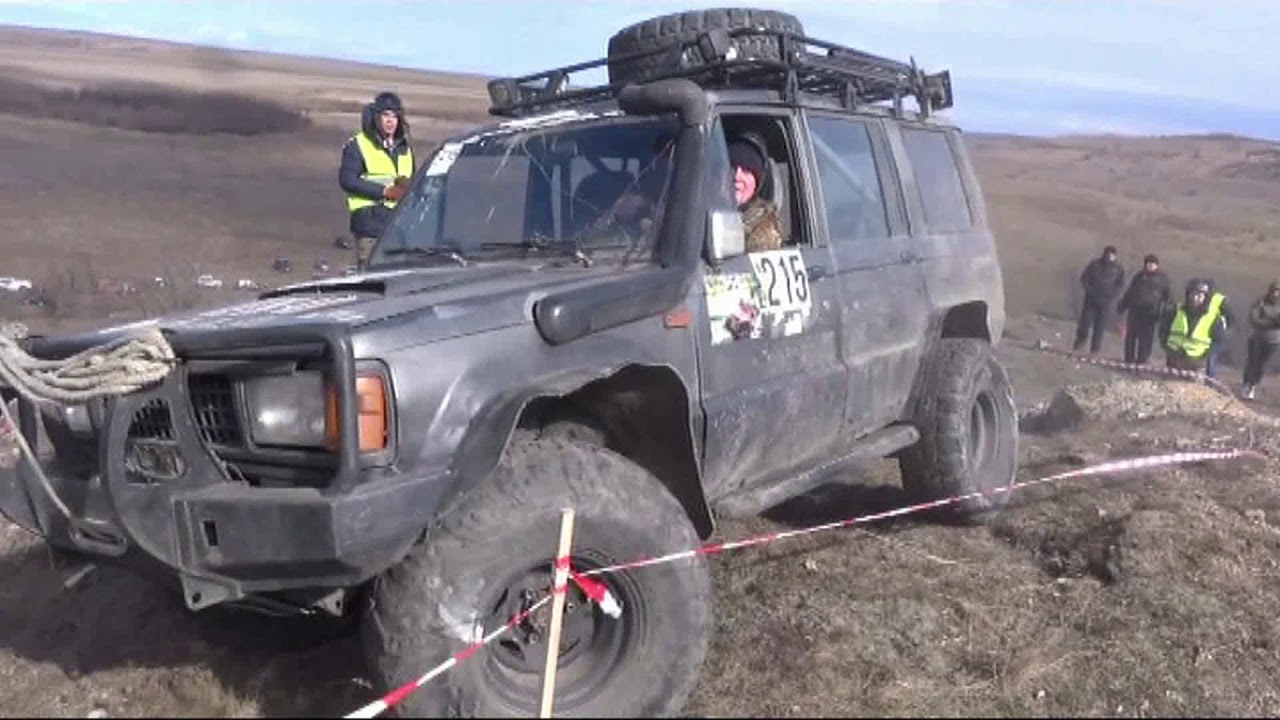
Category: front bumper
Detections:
[{"x1": 0, "y1": 353, "x2": 444, "y2": 612}]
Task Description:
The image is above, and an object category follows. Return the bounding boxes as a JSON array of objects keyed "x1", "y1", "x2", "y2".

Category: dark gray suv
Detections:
[{"x1": 1, "y1": 7, "x2": 1016, "y2": 717}]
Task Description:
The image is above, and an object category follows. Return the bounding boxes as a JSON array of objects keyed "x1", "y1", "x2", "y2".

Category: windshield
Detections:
[{"x1": 371, "y1": 114, "x2": 680, "y2": 267}]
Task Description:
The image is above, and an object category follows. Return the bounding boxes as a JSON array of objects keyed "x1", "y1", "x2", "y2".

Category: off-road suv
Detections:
[{"x1": 0, "y1": 8, "x2": 1016, "y2": 717}]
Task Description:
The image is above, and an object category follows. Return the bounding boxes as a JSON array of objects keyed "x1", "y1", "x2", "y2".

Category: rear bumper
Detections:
[{"x1": 0, "y1": 369, "x2": 447, "y2": 611}]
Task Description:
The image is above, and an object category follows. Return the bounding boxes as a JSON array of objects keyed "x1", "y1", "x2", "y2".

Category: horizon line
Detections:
[{"x1": 1, "y1": 22, "x2": 1276, "y2": 147}]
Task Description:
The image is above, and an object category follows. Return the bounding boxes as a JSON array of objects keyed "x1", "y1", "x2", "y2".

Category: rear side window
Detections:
[
  {"x1": 807, "y1": 115, "x2": 891, "y2": 243},
  {"x1": 901, "y1": 128, "x2": 972, "y2": 233}
]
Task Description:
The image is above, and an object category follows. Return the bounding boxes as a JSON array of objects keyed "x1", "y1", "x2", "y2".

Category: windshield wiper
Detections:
[
  {"x1": 506, "y1": 234, "x2": 593, "y2": 268},
  {"x1": 381, "y1": 245, "x2": 470, "y2": 268}
]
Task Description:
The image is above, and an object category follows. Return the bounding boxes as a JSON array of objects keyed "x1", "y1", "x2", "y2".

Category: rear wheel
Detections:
[
  {"x1": 899, "y1": 338, "x2": 1019, "y2": 522},
  {"x1": 361, "y1": 437, "x2": 712, "y2": 717}
]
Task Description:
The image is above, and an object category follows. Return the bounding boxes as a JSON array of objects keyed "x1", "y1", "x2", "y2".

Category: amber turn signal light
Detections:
[
  {"x1": 355, "y1": 373, "x2": 389, "y2": 453},
  {"x1": 321, "y1": 372, "x2": 390, "y2": 454}
]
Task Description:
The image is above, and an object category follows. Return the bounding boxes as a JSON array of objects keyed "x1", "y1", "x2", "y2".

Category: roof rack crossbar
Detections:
[{"x1": 486, "y1": 26, "x2": 953, "y2": 119}]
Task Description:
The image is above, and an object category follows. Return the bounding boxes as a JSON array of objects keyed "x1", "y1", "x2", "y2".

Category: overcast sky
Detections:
[{"x1": 2, "y1": 0, "x2": 1278, "y2": 140}]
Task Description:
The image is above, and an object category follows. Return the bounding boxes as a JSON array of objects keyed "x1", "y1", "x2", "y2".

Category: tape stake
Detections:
[{"x1": 540, "y1": 508, "x2": 576, "y2": 718}]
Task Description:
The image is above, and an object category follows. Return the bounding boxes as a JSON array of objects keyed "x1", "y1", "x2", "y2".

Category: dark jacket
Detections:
[
  {"x1": 1080, "y1": 257, "x2": 1125, "y2": 303},
  {"x1": 339, "y1": 103, "x2": 414, "y2": 206},
  {"x1": 1248, "y1": 281, "x2": 1280, "y2": 344},
  {"x1": 1117, "y1": 269, "x2": 1172, "y2": 318}
]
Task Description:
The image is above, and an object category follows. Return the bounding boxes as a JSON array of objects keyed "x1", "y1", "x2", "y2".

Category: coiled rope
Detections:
[
  {"x1": 0, "y1": 321, "x2": 177, "y2": 525},
  {"x1": 0, "y1": 322, "x2": 176, "y2": 404}
]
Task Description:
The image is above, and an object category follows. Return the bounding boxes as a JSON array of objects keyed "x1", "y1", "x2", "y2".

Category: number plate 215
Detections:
[{"x1": 748, "y1": 249, "x2": 812, "y2": 316}]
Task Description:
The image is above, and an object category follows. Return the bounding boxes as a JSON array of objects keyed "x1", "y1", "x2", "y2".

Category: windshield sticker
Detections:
[
  {"x1": 706, "y1": 249, "x2": 812, "y2": 345},
  {"x1": 496, "y1": 108, "x2": 624, "y2": 132},
  {"x1": 425, "y1": 141, "x2": 464, "y2": 177},
  {"x1": 498, "y1": 109, "x2": 587, "y2": 130},
  {"x1": 441, "y1": 108, "x2": 628, "y2": 152}
]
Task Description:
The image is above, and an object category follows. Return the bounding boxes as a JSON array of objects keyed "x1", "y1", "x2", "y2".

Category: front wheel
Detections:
[
  {"x1": 361, "y1": 437, "x2": 712, "y2": 717},
  {"x1": 899, "y1": 338, "x2": 1019, "y2": 522}
]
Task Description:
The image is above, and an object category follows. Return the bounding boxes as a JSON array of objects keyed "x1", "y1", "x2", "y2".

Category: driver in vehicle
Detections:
[
  {"x1": 602, "y1": 136, "x2": 676, "y2": 240},
  {"x1": 728, "y1": 136, "x2": 784, "y2": 253}
]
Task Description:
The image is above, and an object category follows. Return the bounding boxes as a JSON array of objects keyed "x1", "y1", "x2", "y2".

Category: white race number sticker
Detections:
[
  {"x1": 748, "y1": 249, "x2": 812, "y2": 317},
  {"x1": 425, "y1": 142, "x2": 464, "y2": 177}
]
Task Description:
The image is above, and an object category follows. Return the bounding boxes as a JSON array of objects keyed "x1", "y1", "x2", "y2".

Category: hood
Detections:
[
  {"x1": 361, "y1": 102, "x2": 409, "y2": 147},
  {"x1": 32, "y1": 262, "x2": 637, "y2": 358}
]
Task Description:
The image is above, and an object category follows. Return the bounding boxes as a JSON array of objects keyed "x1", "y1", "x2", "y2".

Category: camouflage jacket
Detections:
[{"x1": 742, "y1": 197, "x2": 784, "y2": 253}]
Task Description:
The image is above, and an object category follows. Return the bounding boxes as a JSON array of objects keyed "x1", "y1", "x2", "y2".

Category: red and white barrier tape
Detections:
[
  {"x1": 558, "y1": 557, "x2": 622, "y2": 618},
  {"x1": 346, "y1": 560, "x2": 619, "y2": 719},
  {"x1": 345, "y1": 447, "x2": 1264, "y2": 718},
  {"x1": 345, "y1": 594, "x2": 552, "y2": 719},
  {"x1": 1033, "y1": 343, "x2": 1234, "y2": 397},
  {"x1": 580, "y1": 447, "x2": 1262, "y2": 578}
]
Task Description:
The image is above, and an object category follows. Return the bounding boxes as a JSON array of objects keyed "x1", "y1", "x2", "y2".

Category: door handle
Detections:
[
  {"x1": 899, "y1": 250, "x2": 917, "y2": 264},
  {"x1": 807, "y1": 265, "x2": 829, "y2": 281}
]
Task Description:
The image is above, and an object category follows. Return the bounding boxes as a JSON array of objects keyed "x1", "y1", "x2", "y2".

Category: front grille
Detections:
[
  {"x1": 128, "y1": 399, "x2": 175, "y2": 442},
  {"x1": 188, "y1": 374, "x2": 244, "y2": 447},
  {"x1": 125, "y1": 399, "x2": 185, "y2": 484}
]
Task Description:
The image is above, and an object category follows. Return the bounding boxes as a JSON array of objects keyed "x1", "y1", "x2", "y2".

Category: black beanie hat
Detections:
[
  {"x1": 1144, "y1": 253, "x2": 1159, "y2": 264},
  {"x1": 728, "y1": 139, "x2": 767, "y2": 187}
]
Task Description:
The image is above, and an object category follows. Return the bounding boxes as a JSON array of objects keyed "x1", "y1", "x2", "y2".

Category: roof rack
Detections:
[{"x1": 486, "y1": 26, "x2": 953, "y2": 120}]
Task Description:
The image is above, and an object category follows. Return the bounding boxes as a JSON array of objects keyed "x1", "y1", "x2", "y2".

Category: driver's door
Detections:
[{"x1": 694, "y1": 112, "x2": 849, "y2": 503}]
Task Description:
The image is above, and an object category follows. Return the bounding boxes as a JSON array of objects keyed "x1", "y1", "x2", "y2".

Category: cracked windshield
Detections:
[{"x1": 372, "y1": 115, "x2": 679, "y2": 267}]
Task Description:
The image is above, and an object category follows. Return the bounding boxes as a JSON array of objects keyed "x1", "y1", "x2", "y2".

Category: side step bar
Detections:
[{"x1": 714, "y1": 423, "x2": 920, "y2": 518}]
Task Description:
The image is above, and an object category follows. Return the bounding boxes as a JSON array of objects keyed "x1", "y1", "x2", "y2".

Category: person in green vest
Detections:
[
  {"x1": 338, "y1": 91, "x2": 415, "y2": 264},
  {"x1": 1159, "y1": 277, "x2": 1232, "y2": 374}
]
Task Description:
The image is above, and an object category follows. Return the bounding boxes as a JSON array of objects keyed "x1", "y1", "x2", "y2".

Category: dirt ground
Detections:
[{"x1": 3, "y1": 25, "x2": 1280, "y2": 719}]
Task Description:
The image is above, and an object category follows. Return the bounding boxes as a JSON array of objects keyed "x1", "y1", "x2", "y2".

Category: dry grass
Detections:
[
  {"x1": 0, "y1": 76, "x2": 311, "y2": 136},
  {"x1": 686, "y1": 384, "x2": 1280, "y2": 718}
]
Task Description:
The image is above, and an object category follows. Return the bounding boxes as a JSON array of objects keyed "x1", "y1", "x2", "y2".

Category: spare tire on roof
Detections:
[{"x1": 606, "y1": 8, "x2": 805, "y2": 87}]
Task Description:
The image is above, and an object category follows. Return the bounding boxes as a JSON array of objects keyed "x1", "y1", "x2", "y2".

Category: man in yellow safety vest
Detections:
[
  {"x1": 1160, "y1": 277, "x2": 1232, "y2": 373},
  {"x1": 338, "y1": 91, "x2": 415, "y2": 264}
]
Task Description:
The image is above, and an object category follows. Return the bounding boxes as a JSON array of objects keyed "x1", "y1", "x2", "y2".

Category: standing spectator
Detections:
[
  {"x1": 1116, "y1": 253, "x2": 1171, "y2": 364},
  {"x1": 1160, "y1": 277, "x2": 1230, "y2": 374},
  {"x1": 339, "y1": 91, "x2": 415, "y2": 265},
  {"x1": 1242, "y1": 280, "x2": 1280, "y2": 400},
  {"x1": 1074, "y1": 245, "x2": 1125, "y2": 355}
]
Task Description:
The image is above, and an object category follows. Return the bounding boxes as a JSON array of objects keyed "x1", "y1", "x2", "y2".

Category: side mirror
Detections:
[{"x1": 707, "y1": 209, "x2": 745, "y2": 261}]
